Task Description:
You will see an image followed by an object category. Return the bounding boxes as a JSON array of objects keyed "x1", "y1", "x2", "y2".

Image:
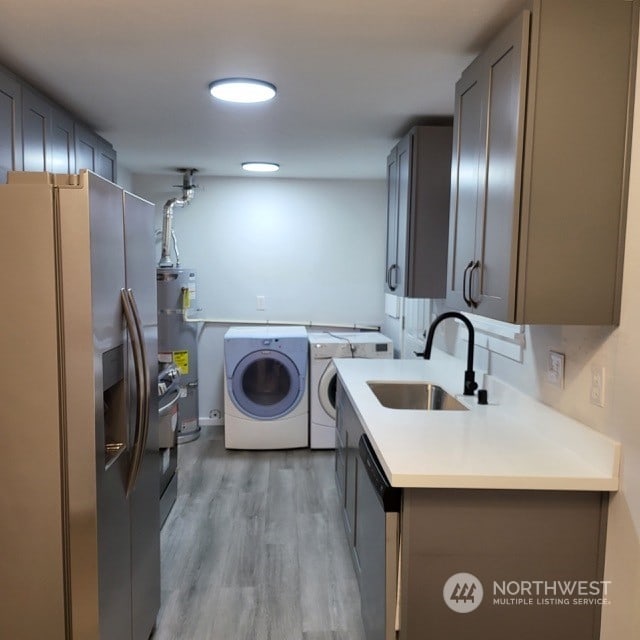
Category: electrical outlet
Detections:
[
  {"x1": 590, "y1": 366, "x2": 605, "y2": 407},
  {"x1": 547, "y1": 350, "x2": 565, "y2": 388},
  {"x1": 256, "y1": 295, "x2": 266, "y2": 311}
]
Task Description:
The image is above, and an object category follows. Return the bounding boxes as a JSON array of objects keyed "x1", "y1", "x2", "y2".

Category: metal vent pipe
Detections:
[{"x1": 158, "y1": 168, "x2": 198, "y2": 268}]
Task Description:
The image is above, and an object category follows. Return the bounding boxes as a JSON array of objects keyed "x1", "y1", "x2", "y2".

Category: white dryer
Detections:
[
  {"x1": 308, "y1": 332, "x2": 392, "y2": 449},
  {"x1": 224, "y1": 326, "x2": 309, "y2": 449}
]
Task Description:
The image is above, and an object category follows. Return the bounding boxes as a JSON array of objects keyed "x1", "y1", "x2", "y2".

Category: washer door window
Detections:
[
  {"x1": 231, "y1": 350, "x2": 301, "y2": 419},
  {"x1": 318, "y1": 361, "x2": 338, "y2": 420}
]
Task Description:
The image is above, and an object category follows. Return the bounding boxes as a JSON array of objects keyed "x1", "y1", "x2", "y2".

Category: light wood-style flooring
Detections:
[{"x1": 152, "y1": 427, "x2": 366, "y2": 640}]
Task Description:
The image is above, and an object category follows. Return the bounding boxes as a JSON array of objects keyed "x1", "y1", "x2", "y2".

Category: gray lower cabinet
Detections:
[
  {"x1": 0, "y1": 68, "x2": 22, "y2": 182},
  {"x1": 447, "y1": 0, "x2": 638, "y2": 324},
  {"x1": 335, "y1": 385, "x2": 610, "y2": 639},
  {"x1": 401, "y1": 489, "x2": 608, "y2": 640},
  {"x1": 335, "y1": 382, "x2": 363, "y2": 576},
  {"x1": 385, "y1": 125, "x2": 452, "y2": 298}
]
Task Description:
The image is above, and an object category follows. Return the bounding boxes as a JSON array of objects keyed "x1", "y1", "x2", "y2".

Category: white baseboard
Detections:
[{"x1": 199, "y1": 417, "x2": 224, "y2": 427}]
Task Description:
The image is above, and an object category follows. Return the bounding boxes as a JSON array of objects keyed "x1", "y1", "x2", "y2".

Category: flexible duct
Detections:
[{"x1": 158, "y1": 169, "x2": 197, "y2": 268}]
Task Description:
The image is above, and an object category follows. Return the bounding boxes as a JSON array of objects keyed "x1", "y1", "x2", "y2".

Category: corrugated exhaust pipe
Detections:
[{"x1": 158, "y1": 168, "x2": 198, "y2": 268}]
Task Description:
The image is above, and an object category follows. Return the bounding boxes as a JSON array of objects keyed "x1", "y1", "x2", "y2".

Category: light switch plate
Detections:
[
  {"x1": 547, "y1": 350, "x2": 565, "y2": 389},
  {"x1": 590, "y1": 365, "x2": 605, "y2": 407}
]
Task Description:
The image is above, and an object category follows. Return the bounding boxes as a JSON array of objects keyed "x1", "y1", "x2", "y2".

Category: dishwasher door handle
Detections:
[{"x1": 358, "y1": 434, "x2": 401, "y2": 512}]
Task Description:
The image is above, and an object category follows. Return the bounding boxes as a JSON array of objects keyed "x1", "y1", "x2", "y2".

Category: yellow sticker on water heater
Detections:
[
  {"x1": 182, "y1": 287, "x2": 190, "y2": 310},
  {"x1": 173, "y1": 350, "x2": 189, "y2": 375}
]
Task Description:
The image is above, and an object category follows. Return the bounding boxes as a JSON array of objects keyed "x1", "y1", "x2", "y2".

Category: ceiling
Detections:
[{"x1": 0, "y1": 0, "x2": 525, "y2": 180}]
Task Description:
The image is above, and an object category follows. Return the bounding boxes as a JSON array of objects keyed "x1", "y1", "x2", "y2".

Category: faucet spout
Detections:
[{"x1": 423, "y1": 311, "x2": 478, "y2": 396}]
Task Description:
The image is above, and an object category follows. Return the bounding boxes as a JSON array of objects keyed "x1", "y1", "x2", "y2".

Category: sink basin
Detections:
[{"x1": 367, "y1": 382, "x2": 468, "y2": 411}]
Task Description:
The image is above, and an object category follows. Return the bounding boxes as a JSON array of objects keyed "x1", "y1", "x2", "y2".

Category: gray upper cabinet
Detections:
[
  {"x1": 51, "y1": 108, "x2": 75, "y2": 174},
  {"x1": 74, "y1": 123, "x2": 98, "y2": 173},
  {"x1": 447, "y1": 0, "x2": 638, "y2": 325},
  {"x1": 97, "y1": 138, "x2": 117, "y2": 183},
  {"x1": 22, "y1": 87, "x2": 53, "y2": 171},
  {"x1": 23, "y1": 89, "x2": 79, "y2": 175},
  {"x1": 75, "y1": 123, "x2": 117, "y2": 183},
  {"x1": 0, "y1": 63, "x2": 117, "y2": 184},
  {"x1": 385, "y1": 148, "x2": 400, "y2": 293},
  {"x1": 0, "y1": 68, "x2": 22, "y2": 183},
  {"x1": 385, "y1": 125, "x2": 452, "y2": 299},
  {"x1": 447, "y1": 58, "x2": 486, "y2": 313}
]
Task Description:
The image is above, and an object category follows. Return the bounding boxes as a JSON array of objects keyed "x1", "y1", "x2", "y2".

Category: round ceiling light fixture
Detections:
[
  {"x1": 209, "y1": 78, "x2": 277, "y2": 103},
  {"x1": 242, "y1": 162, "x2": 280, "y2": 173}
]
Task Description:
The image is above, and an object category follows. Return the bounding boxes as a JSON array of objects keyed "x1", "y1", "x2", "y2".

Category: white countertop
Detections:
[{"x1": 334, "y1": 351, "x2": 620, "y2": 491}]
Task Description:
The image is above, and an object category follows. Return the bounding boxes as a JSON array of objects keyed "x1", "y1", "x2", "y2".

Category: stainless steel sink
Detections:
[{"x1": 367, "y1": 382, "x2": 469, "y2": 411}]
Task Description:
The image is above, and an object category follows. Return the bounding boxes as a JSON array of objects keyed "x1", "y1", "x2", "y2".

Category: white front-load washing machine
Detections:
[
  {"x1": 308, "y1": 332, "x2": 393, "y2": 449},
  {"x1": 224, "y1": 326, "x2": 309, "y2": 449}
]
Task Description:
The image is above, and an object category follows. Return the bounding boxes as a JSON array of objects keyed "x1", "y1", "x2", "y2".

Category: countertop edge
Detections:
[{"x1": 391, "y1": 474, "x2": 620, "y2": 492}]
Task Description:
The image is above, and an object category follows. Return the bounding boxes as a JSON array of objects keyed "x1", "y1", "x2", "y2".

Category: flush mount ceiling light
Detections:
[
  {"x1": 242, "y1": 162, "x2": 280, "y2": 173},
  {"x1": 209, "y1": 78, "x2": 277, "y2": 103}
]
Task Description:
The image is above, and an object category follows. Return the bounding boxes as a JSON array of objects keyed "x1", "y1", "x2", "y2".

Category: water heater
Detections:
[{"x1": 157, "y1": 268, "x2": 200, "y2": 443}]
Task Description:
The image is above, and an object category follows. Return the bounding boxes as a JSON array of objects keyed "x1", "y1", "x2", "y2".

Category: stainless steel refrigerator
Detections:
[{"x1": 0, "y1": 170, "x2": 160, "y2": 639}]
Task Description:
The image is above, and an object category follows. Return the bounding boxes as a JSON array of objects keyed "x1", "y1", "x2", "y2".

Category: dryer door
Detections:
[
  {"x1": 318, "y1": 360, "x2": 338, "y2": 420},
  {"x1": 230, "y1": 350, "x2": 302, "y2": 419}
]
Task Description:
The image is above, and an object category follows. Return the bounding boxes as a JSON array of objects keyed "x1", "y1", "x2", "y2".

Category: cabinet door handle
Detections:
[
  {"x1": 462, "y1": 260, "x2": 474, "y2": 307},
  {"x1": 388, "y1": 264, "x2": 399, "y2": 291},
  {"x1": 468, "y1": 261, "x2": 480, "y2": 309}
]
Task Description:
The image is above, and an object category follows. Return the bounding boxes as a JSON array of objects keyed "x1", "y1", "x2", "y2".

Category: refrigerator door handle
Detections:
[
  {"x1": 127, "y1": 288, "x2": 151, "y2": 495},
  {"x1": 121, "y1": 288, "x2": 148, "y2": 497},
  {"x1": 125, "y1": 288, "x2": 150, "y2": 497}
]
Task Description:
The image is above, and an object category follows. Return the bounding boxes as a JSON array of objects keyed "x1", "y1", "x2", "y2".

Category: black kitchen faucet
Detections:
[{"x1": 417, "y1": 311, "x2": 479, "y2": 397}]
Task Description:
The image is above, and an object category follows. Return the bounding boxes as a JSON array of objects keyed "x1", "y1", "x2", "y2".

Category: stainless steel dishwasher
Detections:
[{"x1": 357, "y1": 434, "x2": 401, "y2": 640}]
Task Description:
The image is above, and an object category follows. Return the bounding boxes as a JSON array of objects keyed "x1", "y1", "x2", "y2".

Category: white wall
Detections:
[
  {"x1": 133, "y1": 174, "x2": 387, "y2": 421},
  {"x1": 117, "y1": 165, "x2": 133, "y2": 192}
]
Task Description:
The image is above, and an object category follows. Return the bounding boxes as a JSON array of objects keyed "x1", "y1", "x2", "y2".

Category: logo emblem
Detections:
[{"x1": 443, "y1": 572, "x2": 484, "y2": 613}]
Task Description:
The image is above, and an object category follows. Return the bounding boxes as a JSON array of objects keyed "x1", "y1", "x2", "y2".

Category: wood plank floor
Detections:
[{"x1": 152, "y1": 427, "x2": 366, "y2": 640}]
